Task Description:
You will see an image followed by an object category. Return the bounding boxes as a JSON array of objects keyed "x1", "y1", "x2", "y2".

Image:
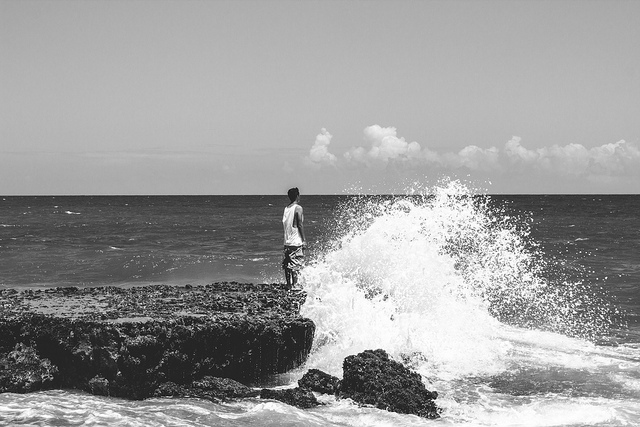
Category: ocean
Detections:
[{"x1": 1, "y1": 181, "x2": 639, "y2": 426}]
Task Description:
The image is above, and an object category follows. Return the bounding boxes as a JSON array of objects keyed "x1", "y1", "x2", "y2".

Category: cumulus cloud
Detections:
[
  {"x1": 303, "y1": 125, "x2": 640, "y2": 180},
  {"x1": 345, "y1": 125, "x2": 423, "y2": 166},
  {"x1": 591, "y1": 140, "x2": 640, "y2": 175},
  {"x1": 304, "y1": 128, "x2": 337, "y2": 169},
  {"x1": 444, "y1": 145, "x2": 502, "y2": 172},
  {"x1": 504, "y1": 136, "x2": 640, "y2": 177},
  {"x1": 343, "y1": 125, "x2": 502, "y2": 171},
  {"x1": 504, "y1": 136, "x2": 538, "y2": 165}
]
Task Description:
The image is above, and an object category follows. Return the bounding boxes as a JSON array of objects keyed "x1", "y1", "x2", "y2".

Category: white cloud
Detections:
[
  {"x1": 541, "y1": 143, "x2": 591, "y2": 176},
  {"x1": 505, "y1": 136, "x2": 538, "y2": 165},
  {"x1": 344, "y1": 125, "x2": 500, "y2": 171},
  {"x1": 343, "y1": 146, "x2": 367, "y2": 164},
  {"x1": 344, "y1": 125, "x2": 423, "y2": 166},
  {"x1": 451, "y1": 145, "x2": 501, "y2": 172},
  {"x1": 505, "y1": 137, "x2": 640, "y2": 177},
  {"x1": 304, "y1": 128, "x2": 337, "y2": 169},
  {"x1": 590, "y1": 140, "x2": 640, "y2": 176},
  {"x1": 303, "y1": 125, "x2": 639, "y2": 181}
]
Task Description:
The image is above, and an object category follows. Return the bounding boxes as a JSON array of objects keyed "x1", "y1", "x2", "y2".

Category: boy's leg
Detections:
[
  {"x1": 283, "y1": 247, "x2": 290, "y2": 289},
  {"x1": 284, "y1": 268, "x2": 292, "y2": 289}
]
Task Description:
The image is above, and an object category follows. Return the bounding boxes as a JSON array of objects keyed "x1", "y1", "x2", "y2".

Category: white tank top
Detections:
[{"x1": 282, "y1": 204, "x2": 303, "y2": 246}]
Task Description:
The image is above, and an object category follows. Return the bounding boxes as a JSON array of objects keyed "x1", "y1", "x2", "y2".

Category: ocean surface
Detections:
[{"x1": 1, "y1": 181, "x2": 639, "y2": 426}]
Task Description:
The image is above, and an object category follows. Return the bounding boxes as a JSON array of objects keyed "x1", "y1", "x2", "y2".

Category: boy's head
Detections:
[{"x1": 288, "y1": 187, "x2": 300, "y2": 202}]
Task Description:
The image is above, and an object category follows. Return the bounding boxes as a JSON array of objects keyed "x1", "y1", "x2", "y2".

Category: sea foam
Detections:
[{"x1": 299, "y1": 180, "x2": 615, "y2": 380}]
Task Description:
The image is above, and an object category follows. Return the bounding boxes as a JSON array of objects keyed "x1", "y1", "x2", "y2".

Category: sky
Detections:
[{"x1": 1, "y1": 0, "x2": 639, "y2": 195}]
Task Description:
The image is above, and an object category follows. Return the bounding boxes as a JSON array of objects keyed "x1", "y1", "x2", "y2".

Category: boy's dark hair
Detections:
[{"x1": 288, "y1": 187, "x2": 299, "y2": 202}]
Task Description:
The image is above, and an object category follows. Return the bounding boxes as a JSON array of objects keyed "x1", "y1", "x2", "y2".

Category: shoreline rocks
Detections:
[
  {"x1": 260, "y1": 387, "x2": 320, "y2": 409},
  {"x1": 154, "y1": 376, "x2": 260, "y2": 401},
  {"x1": 299, "y1": 368, "x2": 341, "y2": 395},
  {"x1": 0, "y1": 283, "x2": 314, "y2": 400},
  {"x1": 1, "y1": 284, "x2": 441, "y2": 419},
  {"x1": 261, "y1": 350, "x2": 441, "y2": 417},
  {"x1": 339, "y1": 349, "x2": 441, "y2": 419}
]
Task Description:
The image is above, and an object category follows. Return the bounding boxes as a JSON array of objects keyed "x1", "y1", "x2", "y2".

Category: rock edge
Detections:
[{"x1": 0, "y1": 283, "x2": 314, "y2": 400}]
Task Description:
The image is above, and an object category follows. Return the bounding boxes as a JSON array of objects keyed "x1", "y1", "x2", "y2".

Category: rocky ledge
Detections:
[{"x1": 0, "y1": 283, "x2": 314, "y2": 400}]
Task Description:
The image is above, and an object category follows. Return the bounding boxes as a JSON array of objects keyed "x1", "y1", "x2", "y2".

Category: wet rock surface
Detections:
[
  {"x1": 260, "y1": 387, "x2": 320, "y2": 409},
  {"x1": 0, "y1": 283, "x2": 314, "y2": 400},
  {"x1": 268, "y1": 352, "x2": 441, "y2": 416},
  {"x1": 298, "y1": 368, "x2": 341, "y2": 395},
  {"x1": 339, "y1": 349, "x2": 441, "y2": 419},
  {"x1": 154, "y1": 376, "x2": 260, "y2": 401},
  {"x1": 0, "y1": 343, "x2": 59, "y2": 393}
]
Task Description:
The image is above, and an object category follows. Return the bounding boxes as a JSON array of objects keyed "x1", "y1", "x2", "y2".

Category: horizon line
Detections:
[{"x1": 2, "y1": 193, "x2": 639, "y2": 197}]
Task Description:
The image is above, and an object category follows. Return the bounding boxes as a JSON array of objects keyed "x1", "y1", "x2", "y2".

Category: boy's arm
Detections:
[{"x1": 295, "y1": 206, "x2": 306, "y2": 245}]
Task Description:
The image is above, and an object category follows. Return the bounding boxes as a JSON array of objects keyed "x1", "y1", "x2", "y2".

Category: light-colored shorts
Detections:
[{"x1": 282, "y1": 245, "x2": 304, "y2": 272}]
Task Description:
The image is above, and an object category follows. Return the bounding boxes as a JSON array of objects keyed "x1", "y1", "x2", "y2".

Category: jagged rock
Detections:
[
  {"x1": 298, "y1": 368, "x2": 341, "y2": 394},
  {"x1": 153, "y1": 376, "x2": 259, "y2": 401},
  {"x1": 88, "y1": 375, "x2": 110, "y2": 396},
  {"x1": 260, "y1": 387, "x2": 320, "y2": 409},
  {"x1": 340, "y1": 349, "x2": 441, "y2": 419},
  {"x1": 0, "y1": 283, "x2": 314, "y2": 399},
  {"x1": 0, "y1": 343, "x2": 59, "y2": 393},
  {"x1": 152, "y1": 381, "x2": 186, "y2": 397},
  {"x1": 193, "y1": 376, "x2": 259, "y2": 399}
]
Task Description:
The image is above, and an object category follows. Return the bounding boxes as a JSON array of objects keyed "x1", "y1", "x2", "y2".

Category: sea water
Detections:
[{"x1": 1, "y1": 181, "x2": 639, "y2": 426}]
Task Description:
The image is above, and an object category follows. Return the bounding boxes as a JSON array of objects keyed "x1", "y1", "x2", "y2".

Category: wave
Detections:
[{"x1": 299, "y1": 180, "x2": 620, "y2": 380}]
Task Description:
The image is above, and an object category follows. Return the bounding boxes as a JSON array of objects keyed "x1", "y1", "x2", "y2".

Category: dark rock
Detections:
[
  {"x1": 0, "y1": 343, "x2": 59, "y2": 393},
  {"x1": 298, "y1": 368, "x2": 341, "y2": 394},
  {"x1": 260, "y1": 387, "x2": 320, "y2": 409},
  {"x1": 0, "y1": 283, "x2": 314, "y2": 400},
  {"x1": 153, "y1": 381, "x2": 186, "y2": 397},
  {"x1": 94, "y1": 347, "x2": 119, "y2": 379},
  {"x1": 340, "y1": 349, "x2": 441, "y2": 419},
  {"x1": 153, "y1": 376, "x2": 258, "y2": 401},
  {"x1": 88, "y1": 375, "x2": 110, "y2": 396},
  {"x1": 192, "y1": 376, "x2": 259, "y2": 399}
]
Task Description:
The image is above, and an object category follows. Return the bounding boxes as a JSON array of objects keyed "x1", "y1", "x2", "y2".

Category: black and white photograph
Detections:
[{"x1": 1, "y1": 1, "x2": 639, "y2": 425}]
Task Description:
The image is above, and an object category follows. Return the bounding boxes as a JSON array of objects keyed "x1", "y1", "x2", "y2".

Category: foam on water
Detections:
[
  {"x1": 300, "y1": 180, "x2": 607, "y2": 377},
  {"x1": 296, "y1": 180, "x2": 639, "y2": 425}
]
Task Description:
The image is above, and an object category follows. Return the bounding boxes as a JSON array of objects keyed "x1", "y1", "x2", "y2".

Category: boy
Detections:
[{"x1": 282, "y1": 187, "x2": 305, "y2": 289}]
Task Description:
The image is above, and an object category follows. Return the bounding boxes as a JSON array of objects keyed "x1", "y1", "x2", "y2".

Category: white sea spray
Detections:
[{"x1": 299, "y1": 180, "x2": 617, "y2": 381}]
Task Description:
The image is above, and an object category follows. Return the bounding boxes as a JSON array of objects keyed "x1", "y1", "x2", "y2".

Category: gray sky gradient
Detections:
[{"x1": 2, "y1": 0, "x2": 639, "y2": 195}]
